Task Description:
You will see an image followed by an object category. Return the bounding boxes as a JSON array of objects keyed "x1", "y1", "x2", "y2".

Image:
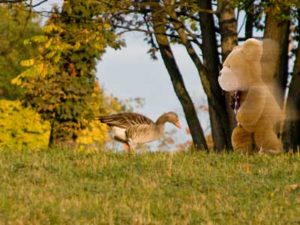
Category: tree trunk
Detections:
[
  {"x1": 263, "y1": 8, "x2": 291, "y2": 151},
  {"x1": 47, "y1": 0, "x2": 96, "y2": 148},
  {"x1": 263, "y1": 11, "x2": 290, "y2": 105},
  {"x1": 151, "y1": 6, "x2": 208, "y2": 150},
  {"x1": 218, "y1": 0, "x2": 238, "y2": 60},
  {"x1": 197, "y1": 0, "x2": 233, "y2": 150},
  {"x1": 49, "y1": 121, "x2": 77, "y2": 148},
  {"x1": 245, "y1": 1, "x2": 254, "y2": 39},
  {"x1": 284, "y1": 15, "x2": 300, "y2": 151},
  {"x1": 217, "y1": 0, "x2": 238, "y2": 134},
  {"x1": 286, "y1": 49, "x2": 300, "y2": 151},
  {"x1": 164, "y1": 0, "x2": 232, "y2": 150}
]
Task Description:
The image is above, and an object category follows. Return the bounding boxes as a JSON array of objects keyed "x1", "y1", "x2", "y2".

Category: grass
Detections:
[{"x1": 0, "y1": 149, "x2": 299, "y2": 225}]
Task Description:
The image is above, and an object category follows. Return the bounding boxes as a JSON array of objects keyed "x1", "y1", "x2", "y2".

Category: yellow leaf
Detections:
[
  {"x1": 0, "y1": 100, "x2": 50, "y2": 150},
  {"x1": 43, "y1": 24, "x2": 63, "y2": 33},
  {"x1": 103, "y1": 23, "x2": 111, "y2": 29},
  {"x1": 23, "y1": 39, "x2": 31, "y2": 46},
  {"x1": 20, "y1": 59, "x2": 35, "y2": 67},
  {"x1": 45, "y1": 39, "x2": 53, "y2": 49},
  {"x1": 31, "y1": 35, "x2": 48, "y2": 43},
  {"x1": 11, "y1": 76, "x2": 22, "y2": 86},
  {"x1": 74, "y1": 42, "x2": 81, "y2": 50}
]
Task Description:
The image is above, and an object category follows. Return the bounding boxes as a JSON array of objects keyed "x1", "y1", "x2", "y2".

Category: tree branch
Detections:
[
  {"x1": 28, "y1": 0, "x2": 47, "y2": 8},
  {"x1": 0, "y1": 0, "x2": 26, "y2": 2},
  {"x1": 0, "y1": 0, "x2": 48, "y2": 8}
]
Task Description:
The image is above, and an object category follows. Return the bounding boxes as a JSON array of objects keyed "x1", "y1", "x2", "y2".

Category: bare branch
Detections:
[
  {"x1": 29, "y1": 0, "x2": 48, "y2": 8},
  {"x1": 0, "y1": 0, "x2": 48, "y2": 8},
  {"x1": 0, "y1": 0, "x2": 26, "y2": 3}
]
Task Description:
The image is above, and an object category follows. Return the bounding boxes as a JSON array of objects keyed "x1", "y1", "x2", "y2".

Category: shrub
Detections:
[{"x1": 0, "y1": 100, "x2": 50, "y2": 150}]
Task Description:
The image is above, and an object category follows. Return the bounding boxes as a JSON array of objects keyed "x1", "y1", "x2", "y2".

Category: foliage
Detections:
[
  {"x1": 0, "y1": 149, "x2": 299, "y2": 224},
  {"x1": 13, "y1": 0, "x2": 124, "y2": 146},
  {"x1": 0, "y1": 100, "x2": 50, "y2": 150},
  {"x1": 76, "y1": 83, "x2": 124, "y2": 151},
  {"x1": 262, "y1": 0, "x2": 300, "y2": 19},
  {"x1": 4, "y1": 0, "x2": 299, "y2": 150},
  {"x1": 110, "y1": 0, "x2": 300, "y2": 150},
  {"x1": 236, "y1": 0, "x2": 300, "y2": 21},
  {"x1": 0, "y1": 88, "x2": 122, "y2": 151},
  {"x1": 76, "y1": 121, "x2": 108, "y2": 152},
  {"x1": 0, "y1": 4, "x2": 42, "y2": 100}
]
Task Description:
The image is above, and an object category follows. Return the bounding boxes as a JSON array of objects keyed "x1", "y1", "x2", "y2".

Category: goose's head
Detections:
[{"x1": 156, "y1": 112, "x2": 181, "y2": 128}]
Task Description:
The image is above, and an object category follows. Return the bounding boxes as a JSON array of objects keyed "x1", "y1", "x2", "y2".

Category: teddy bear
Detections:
[{"x1": 218, "y1": 38, "x2": 283, "y2": 154}]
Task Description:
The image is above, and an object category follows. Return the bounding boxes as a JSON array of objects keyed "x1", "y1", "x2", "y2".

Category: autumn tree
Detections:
[
  {"x1": 110, "y1": 0, "x2": 235, "y2": 150},
  {"x1": 0, "y1": 4, "x2": 41, "y2": 99},
  {"x1": 13, "y1": 0, "x2": 124, "y2": 147},
  {"x1": 6, "y1": 0, "x2": 300, "y2": 151},
  {"x1": 150, "y1": 1, "x2": 208, "y2": 150},
  {"x1": 109, "y1": 0, "x2": 300, "y2": 151}
]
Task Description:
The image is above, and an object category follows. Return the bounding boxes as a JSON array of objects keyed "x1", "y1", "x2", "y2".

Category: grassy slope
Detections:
[{"x1": 0, "y1": 149, "x2": 299, "y2": 225}]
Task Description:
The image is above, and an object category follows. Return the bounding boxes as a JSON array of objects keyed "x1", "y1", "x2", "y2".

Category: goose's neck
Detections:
[{"x1": 155, "y1": 114, "x2": 168, "y2": 130}]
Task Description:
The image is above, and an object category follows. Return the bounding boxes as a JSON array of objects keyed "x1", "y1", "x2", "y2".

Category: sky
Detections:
[
  {"x1": 34, "y1": 0, "x2": 211, "y2": 148},
  {"x1": 32, "y1": 0, "x2": 299, "y2": 150},
  {"x1": 98, "y1": 32, "x2": 210, "y2": 147}
]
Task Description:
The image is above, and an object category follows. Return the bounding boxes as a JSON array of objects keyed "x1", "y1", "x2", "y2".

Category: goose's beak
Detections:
[{"x1": 175, "y1": 121, "x2": 181, "y2": 129}]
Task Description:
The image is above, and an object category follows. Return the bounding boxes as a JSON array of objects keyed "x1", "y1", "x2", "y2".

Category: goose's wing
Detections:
[
  {"x1": 126, "y1": 124, "x2": 160, "y2": 144},
  {"x1": 99, "y1": 112, "x2": 154, "y2": 129}
]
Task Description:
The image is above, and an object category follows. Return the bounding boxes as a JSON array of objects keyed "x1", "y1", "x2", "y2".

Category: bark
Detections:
[
  {"x1": 263, "y1": 8, "x2": 291, "y2": 151},
  {"x1": 151, "y1": 6, "x2": 208, "y2": 150},
  {"x1": 49, "y1": 121, "x2": 77, "y2": 148},
  {"x1": 245, "y1": 1, "x2": 254, "y2": 39},
  {"x1": 263, "y1": 12, "x2": 290, "y2": 105},
  {"x1": 163, "y1": 0, "x2": 232, "y2": 150},
  {"x1": 186, "y1": 0, "x2": 234, "y2": 150},
  {"x1": 218, "y1": 0, "x2": 238, "y2": 60},
  {"x1": 217, "y1": 0, "x2": 238, "y2": 143},
  {"x1": 165, "y1": 0, "x2": 230, "y2": 150},
  {"x1": 284, "y1": 26, "x2": 300, "y2": 151},
  {"x1": 197, "y1": 0, "x2": 233, "y2": 150}
]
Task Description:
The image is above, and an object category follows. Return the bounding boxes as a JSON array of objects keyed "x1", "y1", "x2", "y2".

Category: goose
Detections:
[{"x1": 99, "y1": 112, "x2": 181, "y2": 150}]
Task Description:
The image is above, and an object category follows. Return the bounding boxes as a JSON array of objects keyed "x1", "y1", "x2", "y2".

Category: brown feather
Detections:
[
  {"x1": 99, "y1": 112, "x2": 180, "y2": 150},
  {"x1": 99, "y1": 112, "x2": 154, "y2": 129}
]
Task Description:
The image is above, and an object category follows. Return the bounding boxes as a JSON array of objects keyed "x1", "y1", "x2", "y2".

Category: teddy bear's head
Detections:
[{"x1": 218, "y1": 38, "x2": 263, "y2": 92}]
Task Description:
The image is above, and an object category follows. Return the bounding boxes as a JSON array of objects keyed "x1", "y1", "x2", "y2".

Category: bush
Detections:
[
  {"x1": 76, "y1": 120, "x2": 108, "y2": 151},
  {"x1": 0, "y1": 100, "x2": 50, "y2": 150},
  {"x1": 0, "y1": 99, "x2": 110, "y2": 151}
]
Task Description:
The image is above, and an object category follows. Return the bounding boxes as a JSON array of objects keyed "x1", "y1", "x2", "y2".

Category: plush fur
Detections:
[{"x1": 218, "y1": 38, "x2": 283, "y2": 154}]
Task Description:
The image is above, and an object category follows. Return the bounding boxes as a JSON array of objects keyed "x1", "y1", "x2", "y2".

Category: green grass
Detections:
[{"x1": 0, "y1": 149, "x2": 299, "y2": 225}]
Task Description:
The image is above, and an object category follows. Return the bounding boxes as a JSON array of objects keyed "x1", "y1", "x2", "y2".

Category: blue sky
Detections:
[
  {"x1": 35, "y1": 0, "x2": 211, "y2": 148},
  {"x1": 97, "y1": 32, "x2": 210, "y2": 146},
  {"x1": 33, "y1": 0, "x2": 298, "y2": 149}
]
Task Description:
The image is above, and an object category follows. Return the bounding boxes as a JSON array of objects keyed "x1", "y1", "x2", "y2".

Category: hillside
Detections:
[{"x1": 0, "y1": 149, "x2": 299, "y2": 224}]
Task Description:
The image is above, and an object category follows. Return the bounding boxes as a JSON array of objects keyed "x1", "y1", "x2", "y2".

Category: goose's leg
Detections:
[
  {"x1": 123, "y1": 143, "x2": 130, "y2": 151},
  {"x1": 113, "y1": 137, "x2": 131, "y2": 151},
  {"x1": 128, "y1": 139, "x2": 136, "y2": 152}
]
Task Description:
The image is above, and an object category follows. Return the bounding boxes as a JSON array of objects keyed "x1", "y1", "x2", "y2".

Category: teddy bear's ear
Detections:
[{"x1": 242, "y1": 38, "x2": 263, "y2": 61}]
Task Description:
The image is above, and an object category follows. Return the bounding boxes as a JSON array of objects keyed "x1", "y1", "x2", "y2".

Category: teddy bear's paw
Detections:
[{"x1": 258, "y1": 147, "x2": 282, "y2": 155}]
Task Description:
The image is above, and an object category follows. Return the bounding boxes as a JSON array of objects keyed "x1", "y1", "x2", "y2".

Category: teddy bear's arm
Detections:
[{"x1": 236, "y1": 86, "x2": 266, "y2": 126}]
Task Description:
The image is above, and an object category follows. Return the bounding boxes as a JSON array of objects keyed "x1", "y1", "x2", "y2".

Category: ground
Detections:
[{"x1": 0, "y1": 148, "x2": 299, "y2": 224}]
